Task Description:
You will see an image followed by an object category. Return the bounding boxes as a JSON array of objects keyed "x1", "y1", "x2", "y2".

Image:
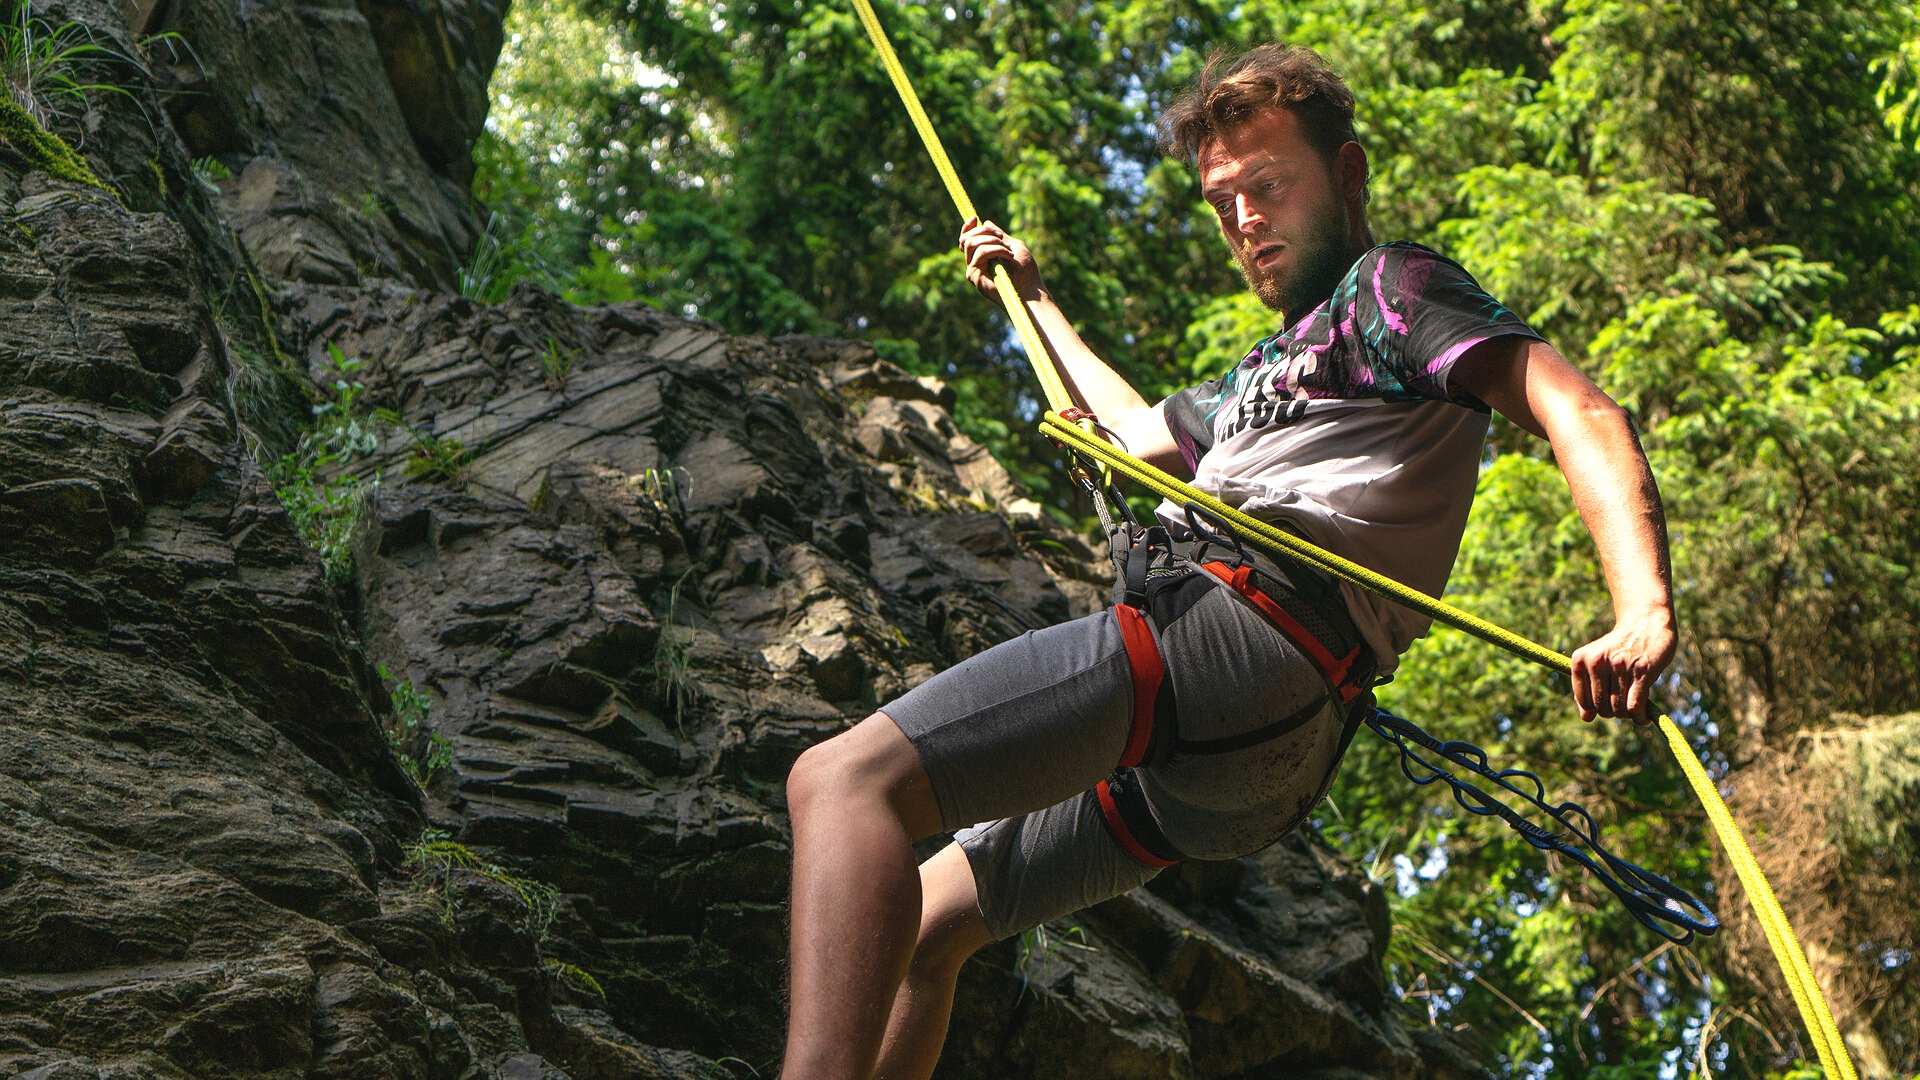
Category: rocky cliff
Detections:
[{"x1": 0, "y1": 2, "x2": 1480, "y2": 1076}]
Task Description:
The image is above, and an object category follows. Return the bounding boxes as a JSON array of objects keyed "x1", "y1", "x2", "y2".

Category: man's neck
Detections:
[{"x1": 1281, "y1": 231, "x2": 1381, "y2": 331}]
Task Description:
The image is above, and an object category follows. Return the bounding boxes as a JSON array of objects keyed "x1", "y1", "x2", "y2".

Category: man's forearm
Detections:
[
  {"x1": 1550, "y1": 403, "x2": 1675, "y2": 626},
  {"x1": 1026, "y1": 290, "x2": 1151, "y2": 422}
]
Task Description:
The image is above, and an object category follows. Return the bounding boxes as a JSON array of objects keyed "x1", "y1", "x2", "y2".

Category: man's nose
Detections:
[{"x1": 1234, "y1": 193, "x2": 1266, "y2": 234}]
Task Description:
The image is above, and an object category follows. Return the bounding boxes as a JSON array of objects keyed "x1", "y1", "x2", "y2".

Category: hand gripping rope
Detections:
[{"x1": 846, "y1": 0, "x2": 1857, "y2": 1073}]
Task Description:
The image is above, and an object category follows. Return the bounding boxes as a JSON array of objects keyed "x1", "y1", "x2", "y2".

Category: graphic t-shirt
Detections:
[{"x1": 1157, "y1": 241, "x2": 1542, "y2": 673}]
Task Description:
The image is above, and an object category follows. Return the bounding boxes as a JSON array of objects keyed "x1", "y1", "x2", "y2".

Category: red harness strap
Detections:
[
  {"x1": 1110, "y1": 602, "x2": 1163, "y2": 767},
  {"x1": 1095, "y1": 777, "x2": 1177, "y2": 868},
  {"x1": 1096, "y1": 559, "x2": 1367, "y2": 869},
  {"x1": 1198, "y1": 561, "x2": 1364, "y2": 703},
  {"x1": 1096, "y1": 601, "x2": 1180, "y2": 867}
]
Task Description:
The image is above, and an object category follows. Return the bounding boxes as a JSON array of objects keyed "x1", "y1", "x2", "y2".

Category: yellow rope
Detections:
[
  {"x1": 846, "y1": 0, "x2": 1074, "y2": 418},
  {"x1": 848, "y1": 0, "x2": 1856, "y2": 1073}
]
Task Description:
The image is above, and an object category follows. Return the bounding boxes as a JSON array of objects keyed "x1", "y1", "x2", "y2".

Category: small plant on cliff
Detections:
[
  {"x1": 653, "y1": 567, "x2": 700, "y2": 729},
  {"x1": 378, "y1": 663, "x2": 453, "y2": 787},
  {"x1": 635, "y1": 465, "x2": 688, "y2": 516},
  {"x1": 1, "y1": 5, "x2": 131, "y2": 129},
  {"x1": 268, "y1": 343, "x2": 383, "y2": 583},
  {"x1": 271, "y1": 454, "x2": 371, "y2": 585},
  {"x1": 1014, "y1": 919, "x2": 1095, "y2": 1000},
  {"x1": 540, "y1": 335, "x2": 575, "y2": 391},
  {"x1": 458, "y1": 209, "x2": 554, "y2": 303},
  {"x1": 190, "y1": 154, "x2": 232, "y2": 190},
  {"x1": 404, "y1": 830, "x2": 561, "y2": 942},
  {"x1": 399, "y1": 428, "x2": 472, "y2": 485},
  {"x1": 0, "y1": 8, "x2": 113, "y2": 192}
]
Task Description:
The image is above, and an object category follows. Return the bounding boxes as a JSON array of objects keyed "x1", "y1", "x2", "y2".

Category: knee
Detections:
[
  {"x1": 785, "y1": 714, "x2": 897, "y2": 815},
  {"x1": 785, "y1": 737, "x2": 848, "y2": 819},
  {"x1": 786, "y1": 712, "x2": 941, "y2": 837}
]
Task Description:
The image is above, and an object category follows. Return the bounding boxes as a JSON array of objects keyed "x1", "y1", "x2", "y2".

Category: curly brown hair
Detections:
[{"x1": 1155, "y1": 44, "x2": 1361, "y2": 172}]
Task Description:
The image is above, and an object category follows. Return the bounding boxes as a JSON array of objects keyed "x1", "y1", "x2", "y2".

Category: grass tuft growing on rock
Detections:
[
  {"x1": 0, "y1": 6, "x2": 124, "y2": 194},
  {"x1": 1014, "y1": 919, "x2": 1095, "y2": 1000},
  {"x1": 404, "y1": 830, "x2": 561, "y2": 942},
  {"x1": 458, "y1": 208, "x2": 554, "y2": 303},
  {"x1": 540, "y1": 335, "x2": 575, "y2": 391},
  {"x1": 400, "y1": 429, "x2": 471, "y2": 485},
  {"x1": 654, "y1": 567, "x2": 699, "y2": 729}
]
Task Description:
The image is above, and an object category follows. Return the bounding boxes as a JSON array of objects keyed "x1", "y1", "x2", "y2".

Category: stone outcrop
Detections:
[{"x1": 0, "y1": 1, "x2": 1484, "y2": 1076}]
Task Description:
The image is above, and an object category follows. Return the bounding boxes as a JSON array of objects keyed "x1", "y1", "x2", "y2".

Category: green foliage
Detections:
[
  {"x1": 540, "y1": 335, "x2": 576, "y2": 391},
  {"x1": 190, "y1": 154, "x2": 232, "y2": 187},
  {"x1": 404, "y1": 830, "x2": 561, "y2": 942},
  {"x1": 1014, "y1": 918, "x2": 1094, "y2": 998},
  {"x1": 0, "y1": 88, "x2": 107, "y2": 193},
  {"x1": 1875, "y1": 23, "x2": 1920, "y2": 151},
  {"x1": 267, "y1": 344, "x2": 384, "y2": 584},
  {"x1": 378, "y1": 663, "x2": 453, "y2": 788},
  {"x1": 0, "y1": 4, "x2": 130, "y2": 127}
]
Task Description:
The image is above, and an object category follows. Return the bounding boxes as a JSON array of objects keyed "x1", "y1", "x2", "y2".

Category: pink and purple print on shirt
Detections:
[{"x1": 1170, "y1": 241, "x2": 1540, "y2": 460}]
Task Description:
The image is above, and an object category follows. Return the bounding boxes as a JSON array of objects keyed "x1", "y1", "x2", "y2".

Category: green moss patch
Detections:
[{"x1": 0, "y1": 95, "x2": 111, "y2": 194}]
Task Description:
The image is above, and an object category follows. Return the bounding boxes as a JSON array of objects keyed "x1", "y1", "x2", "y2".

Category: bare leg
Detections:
[
  {"x1": 874, "y1": 842, "x2": 993, "y2": 1080},
  {"x1": 783, "y1": 712, "x2": 945, "y2": 1079}
]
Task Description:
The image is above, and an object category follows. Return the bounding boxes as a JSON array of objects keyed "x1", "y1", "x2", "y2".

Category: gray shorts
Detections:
[{"x1": 883, "y1": 568, "x2": 1354, "y2": 940}]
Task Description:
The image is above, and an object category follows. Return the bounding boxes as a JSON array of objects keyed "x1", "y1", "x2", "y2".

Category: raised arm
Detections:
[
  {"x1": 1450, "y1": 336, "x2": 1677, "y2": 725},
  {"x1": 958, "y1": 218, "x2": 1186, "y2": 474}
]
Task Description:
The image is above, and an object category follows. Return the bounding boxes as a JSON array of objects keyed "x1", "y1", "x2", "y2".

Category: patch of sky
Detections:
[{"x1": 1393, "y1": 836, "x2": 1452, "y2": 897}]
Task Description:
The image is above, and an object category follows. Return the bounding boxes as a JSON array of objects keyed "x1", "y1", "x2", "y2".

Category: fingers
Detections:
[
  {"x1": 964, "y1": 262, "x2": 1007, "y2": 296},
  {"x1": 958, "y1": 217, "x2": 1021, "y2": 298},
  {"x1": 1573, "y1": 643, "x2": 1661, "y2": 728},
  {"x1": 1572, "y1": 645, "x2": 1626, "y2": 722},
  {"x1": 963, "y1": 244, "x2": 1012, "y2": 298},
  {"x1": 1570, "y1": 648, "x2": 1596, "y2": 723},
  {"x1": 1625, "y1": 668, "x2": 1656, "y2": 726}
]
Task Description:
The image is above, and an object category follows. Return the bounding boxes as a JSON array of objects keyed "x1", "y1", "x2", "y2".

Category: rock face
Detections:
[{"x1": 0, "y1": 2, "x2": 1482, "y2": 1077}]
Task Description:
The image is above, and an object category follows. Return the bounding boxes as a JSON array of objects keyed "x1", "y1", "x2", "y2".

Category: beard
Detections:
[{"x1": 1234, "y1": 196, "x2": 1352, "y2": 323}]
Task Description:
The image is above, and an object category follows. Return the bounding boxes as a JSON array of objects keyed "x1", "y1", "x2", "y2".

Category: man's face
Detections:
[{"x1": 1198, "y1": 107, "x2": 1353, "y2": 320}]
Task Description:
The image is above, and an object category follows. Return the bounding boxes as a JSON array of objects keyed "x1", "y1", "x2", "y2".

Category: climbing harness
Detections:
[
  {"x1": 846, "y1": 1, "x2": 1859, "y2": 1075},
  {"x1": 1090, "y1": 496, "x2": 1380, "y2": 869}
]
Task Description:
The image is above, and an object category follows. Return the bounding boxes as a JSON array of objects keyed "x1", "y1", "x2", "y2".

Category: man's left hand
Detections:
[{"x1": 1569, "y1": 612, "x2": 1676, "y2": 725}]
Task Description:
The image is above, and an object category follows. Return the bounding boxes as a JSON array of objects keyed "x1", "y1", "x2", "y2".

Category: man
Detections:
[{"x1": 783, "y1": 43, "x2": 1676, "y2": 1079}]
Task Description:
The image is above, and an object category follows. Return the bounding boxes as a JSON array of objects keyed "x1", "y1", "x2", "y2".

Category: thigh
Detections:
[
  {"x1": 1143, "y1": 578, "x2": 1352, "y2": 860},
  {"x1": 883, "y1": 610, "x2": 1135, "y2": 833},
  {"x1": 953, "y1": 790, "x2": 1162, "y2": 942}
]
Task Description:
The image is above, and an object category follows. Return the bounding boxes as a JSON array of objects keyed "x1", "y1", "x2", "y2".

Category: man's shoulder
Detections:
[{"x1": 1347, "y1": 240, "x2": 1469, "y2": 282}]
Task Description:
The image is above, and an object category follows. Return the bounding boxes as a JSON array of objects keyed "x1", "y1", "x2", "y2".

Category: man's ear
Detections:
[{"x1": 1337, "y1": 140, "x2": 1369, "y2": 207}]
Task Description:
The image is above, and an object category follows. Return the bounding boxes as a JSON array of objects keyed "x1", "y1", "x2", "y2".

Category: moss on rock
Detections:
[{"x1": 0, "y1": 94, "x2": 113, "y2": 195}]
